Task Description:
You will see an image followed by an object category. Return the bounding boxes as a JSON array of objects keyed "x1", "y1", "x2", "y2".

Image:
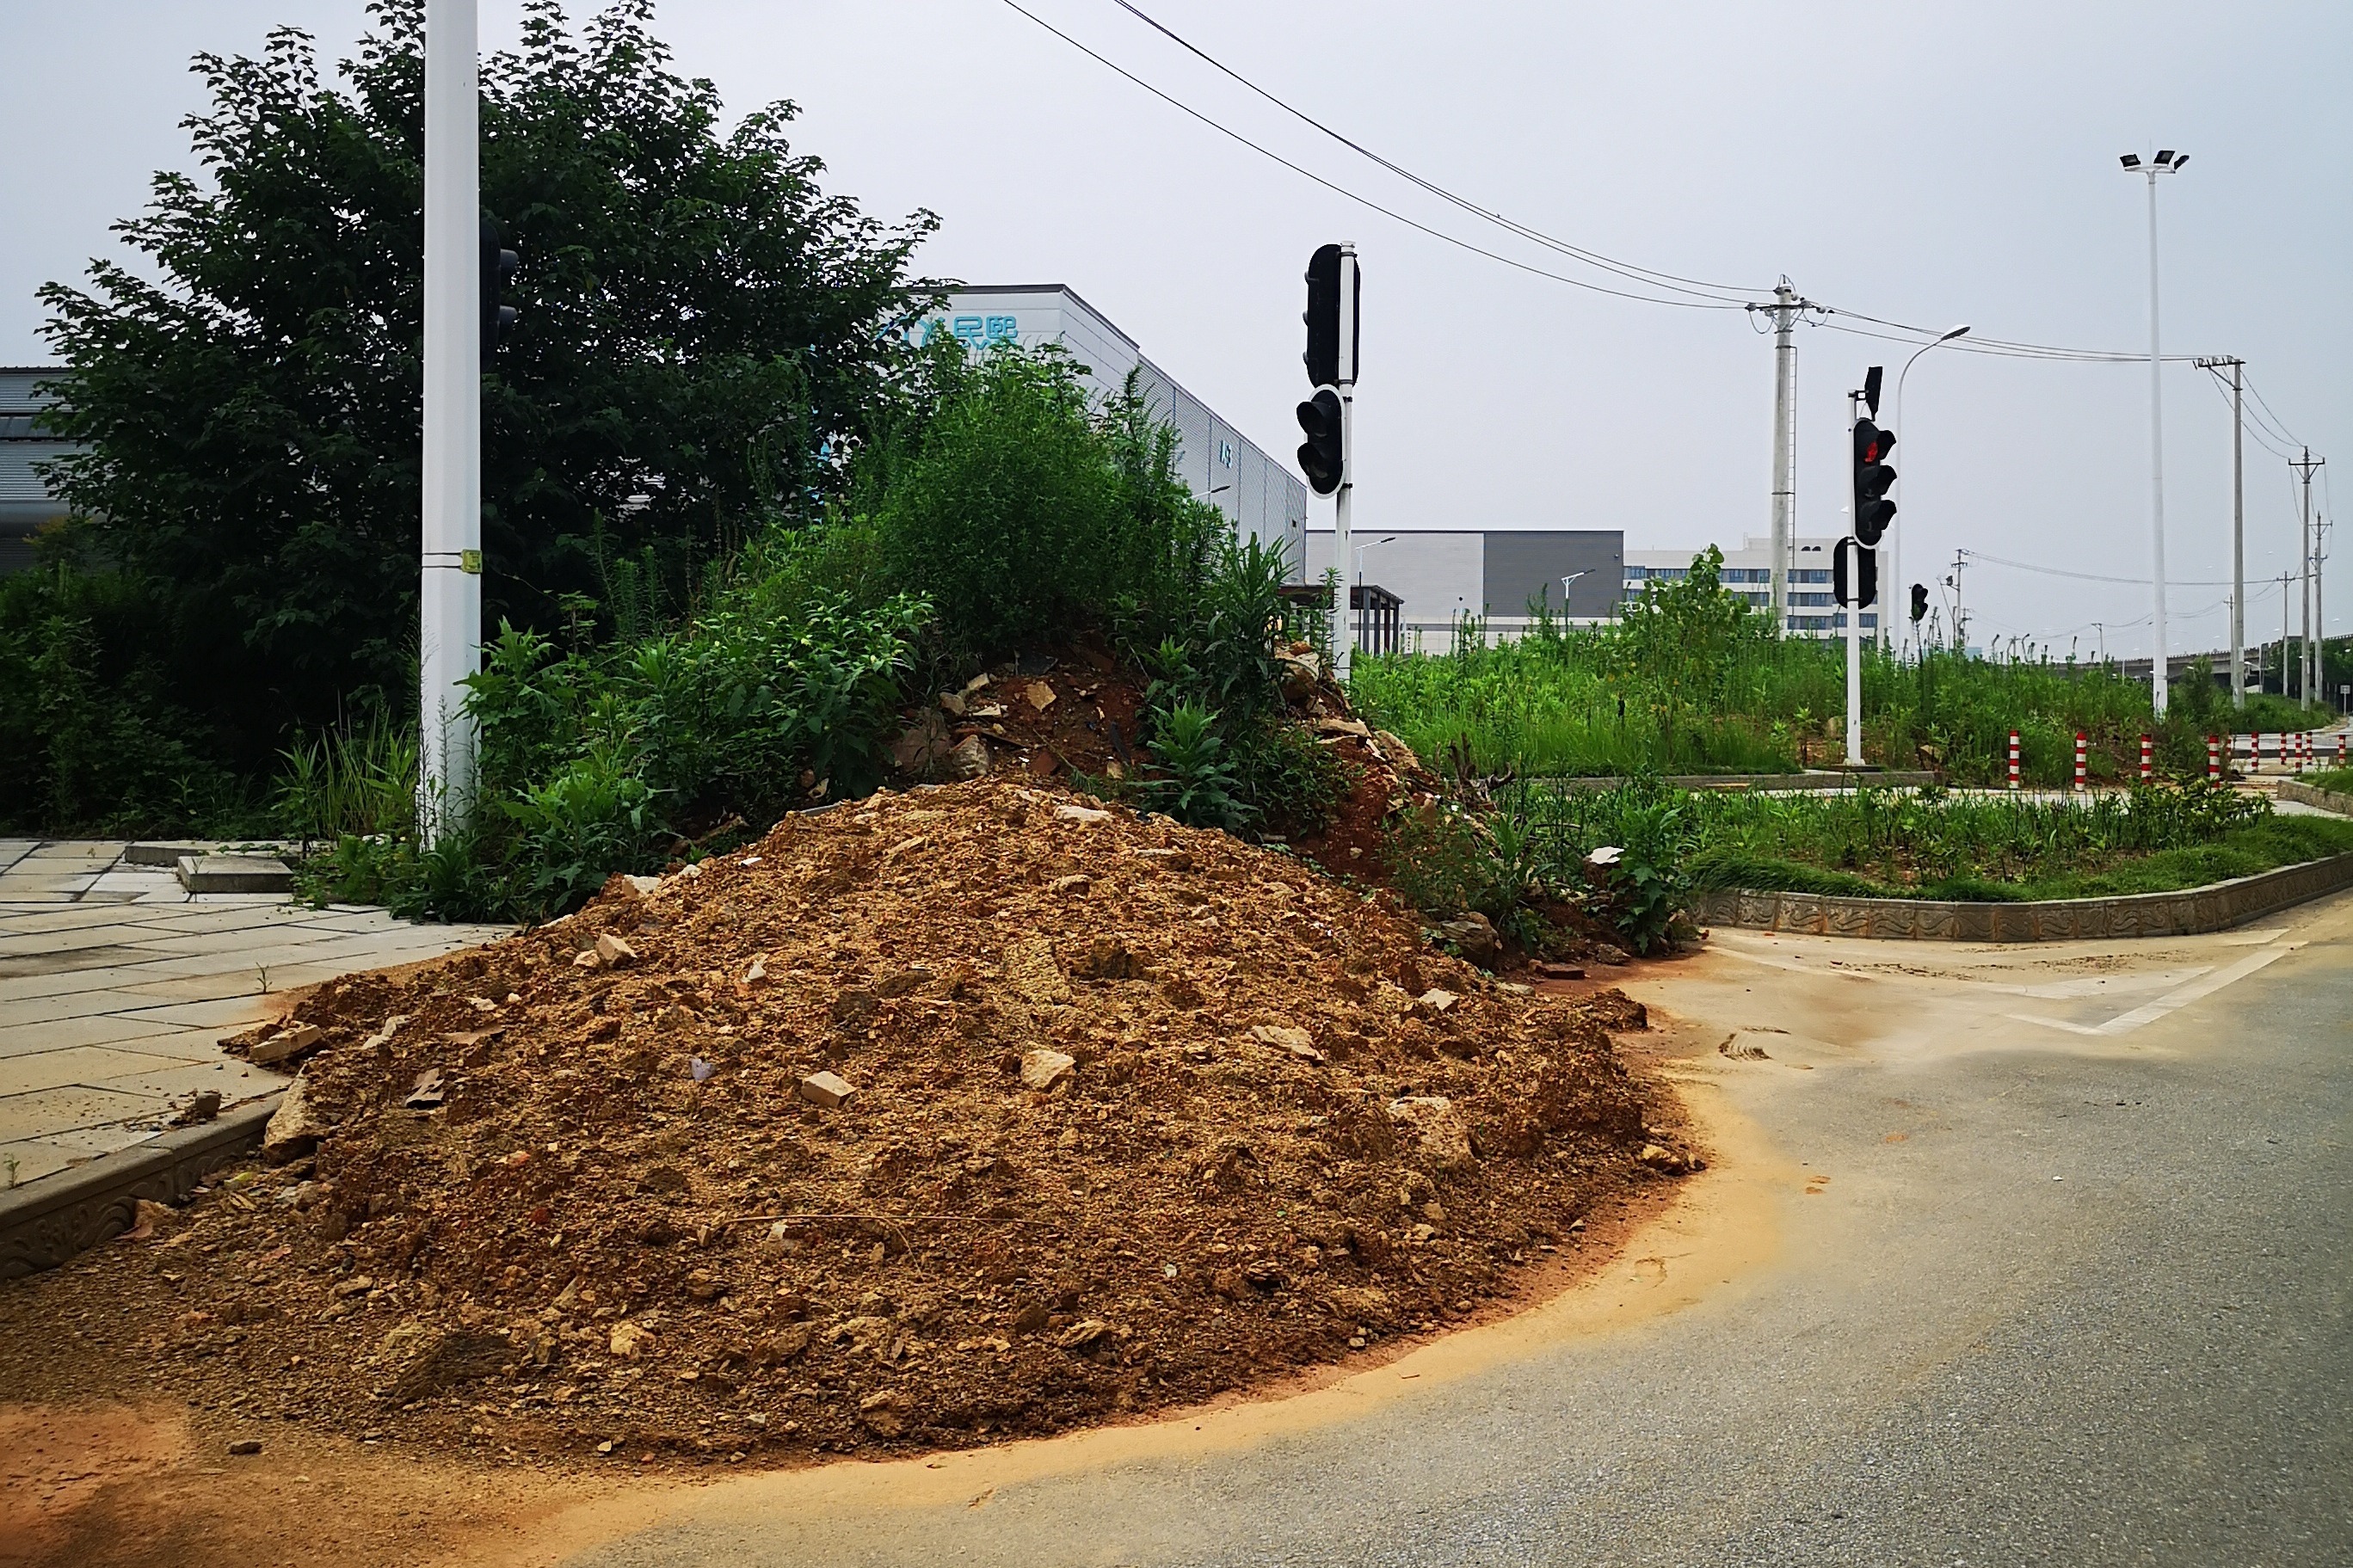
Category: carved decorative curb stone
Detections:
[
  {"x1": 0, "y1": 1096, "x2": 281, "y2": 1281},
  {"x1": 1691, "y1": 852, "x2": 2353, "y2": 943}
]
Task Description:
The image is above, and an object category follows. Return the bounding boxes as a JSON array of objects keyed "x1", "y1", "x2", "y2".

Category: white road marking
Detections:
[{"x1": 2009, "y1": 942, "x2": 2303, "y2": 1037}]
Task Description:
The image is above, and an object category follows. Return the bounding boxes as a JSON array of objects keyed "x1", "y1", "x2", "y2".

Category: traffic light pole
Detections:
[
  {"x1": 1844, "y1": 400, "x2": 1865, "y2": 767},
  {"x1": 420, "y1": 0, "x2": 481, "y2": 841},
  {"x1": 1332, "y1": 244, "x2": 1358, "y2": 686}
]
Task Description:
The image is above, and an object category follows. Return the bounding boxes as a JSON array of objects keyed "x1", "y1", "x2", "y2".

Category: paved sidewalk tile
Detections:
[
  {"x1": 0, "y1": 1042, "x2": 219, "y2": 1094},
  {"x1": 0, "y1": 1084, "x2": 165, "y2": 1141},
  {"x1": 0, "y1": 1013, "x2": 202, "y2": 1057},
  {"x1": 0, "y1": 845, "x2": 514, "y2": 1194}
]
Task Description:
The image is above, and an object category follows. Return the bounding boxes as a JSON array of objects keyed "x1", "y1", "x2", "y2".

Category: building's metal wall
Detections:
[
  {"x1": 0, "y1": 366, "x2": 74, "y2": 575},
  {"x1": 1480, "y1": 530, "x2": 1624, "y2": 619},
  {"x1": 919, "y1": 288, "x2": 1309, "y2": 579}
]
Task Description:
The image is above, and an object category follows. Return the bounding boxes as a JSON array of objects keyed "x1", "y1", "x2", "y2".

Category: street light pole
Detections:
[
  {"x1": 2121, "y1": 150, "x2": 2185, "y2": 716},
  {"x1": 420, "y1": 0, "x2": 482, "y2": 842},
  {"x1": 1892, "y1": 324, "x2": 1969, "y2": 659},
  {"x1": 1352, "y1": 535, "x2": 1394, "y2": 655}
]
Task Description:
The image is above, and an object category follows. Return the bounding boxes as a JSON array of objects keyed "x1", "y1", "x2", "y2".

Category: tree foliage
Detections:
[{"x1": 35, "y1": 0, "x2": 939, "y2": 768}]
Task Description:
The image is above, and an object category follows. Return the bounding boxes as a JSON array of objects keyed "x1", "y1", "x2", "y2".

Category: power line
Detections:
[
  {"x1": 1099, "y1": 0, "x2": 1767, "y2": 303},
  {"x1": 1005, "y1": 2, "x2": 2316, "y2": 430},
  {"x1": 992, "y1": 0, "x2": 1746, "y2": 311},
  {"x1": 1961, "y1": 550, "x2": 2264, "y2": 590}
]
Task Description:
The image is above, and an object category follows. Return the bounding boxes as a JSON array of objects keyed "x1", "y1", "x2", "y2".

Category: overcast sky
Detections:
[{"x1": 4, "y1": 1, "x2": 2346, "y2": 657}]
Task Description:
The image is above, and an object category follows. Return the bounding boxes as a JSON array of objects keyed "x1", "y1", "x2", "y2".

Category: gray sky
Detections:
[{"x1": 4, "y1": 1, "x2": 2346, "y2": 658}]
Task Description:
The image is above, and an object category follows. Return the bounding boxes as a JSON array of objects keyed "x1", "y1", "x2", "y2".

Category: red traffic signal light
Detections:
[
  {"x1": 1852, "y1": 417, "x2": 1897, "y2": 546},
  {"x1": 1297, "y1": 387, "x2": 1344, "y2": 495}
]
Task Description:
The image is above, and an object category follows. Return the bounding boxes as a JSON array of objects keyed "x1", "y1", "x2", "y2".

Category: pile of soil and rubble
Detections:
[
  {"x1": 885, "y1": 636, "x2": 1443, "y2": 873},
  {"x1": 0, "y1": 779, "x2": 1687, "y2": 1467}
]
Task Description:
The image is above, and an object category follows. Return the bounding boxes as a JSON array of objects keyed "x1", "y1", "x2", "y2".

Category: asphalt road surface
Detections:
[{"x1": 561, "y1": 889, "x2": 2353, "y2": 1568}]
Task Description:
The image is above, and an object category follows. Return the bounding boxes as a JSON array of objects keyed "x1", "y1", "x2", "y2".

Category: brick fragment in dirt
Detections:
[{"x1": 0, "y1": 778, "x2": 1686, "y2": 1468}]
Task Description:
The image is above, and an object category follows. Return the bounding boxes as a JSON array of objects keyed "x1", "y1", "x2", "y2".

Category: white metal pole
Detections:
[
  {"x1": 2231, "y1": 360, "x2": 2245, "y2": 708},
  {"x1": 1769, "y1": 282, "x2": 1795, "y2": 631},
  {"x1": 2144, "y1": 169, "x2": 2171, "y2": 718},
  {"x1": 1845, "y1": 392, "x2": 1863, "y2": 766},
  {"x1": 2301, "y1": 452, "x2": 2314, "y2": 708},
  {"x1": 1333, "y1": 244, "x2": 1358, "y2": 686},
  {"x1": 420, "y1": 0, "x2": 482, "y2": 841}
]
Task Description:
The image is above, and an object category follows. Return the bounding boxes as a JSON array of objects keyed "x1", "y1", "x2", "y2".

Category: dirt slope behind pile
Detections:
[{"x1": 1, "y1": 780, "x2": 1679, "y2": 1465}]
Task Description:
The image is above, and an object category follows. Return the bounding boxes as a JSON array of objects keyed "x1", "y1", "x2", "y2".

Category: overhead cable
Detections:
[
  {"x1": 992, "y1": 0, "x2": 1746, "y2": 311},
  {"x1": 1100, "y1": 0, "x2": 1767, "y2": 303}
]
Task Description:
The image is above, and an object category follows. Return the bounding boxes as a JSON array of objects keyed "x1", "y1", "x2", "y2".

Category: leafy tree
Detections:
[{"x1": 34, "y1": 0, "x2": 940, "y2": 772}]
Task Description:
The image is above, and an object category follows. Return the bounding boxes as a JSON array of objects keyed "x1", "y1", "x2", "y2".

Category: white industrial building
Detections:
[
  {"x1": 1, "y1": 366, "x2": 74, "y2": 575},
  {"x1": 916, "y1": 286, "x2": 1308, "y2": 577},
  {"x1": 1623, "y1": 534, "x2": 1876, "y2": 636},
  {"x1": 1303, "y1": 527, "x2": 1624, "y2": 649}
]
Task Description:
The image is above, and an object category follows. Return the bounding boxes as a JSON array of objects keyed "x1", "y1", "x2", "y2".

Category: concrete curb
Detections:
[
  {"x1": 0, "y1": 1095, "x2": 281, "y2": 1281},
  {"x1": 1691, "y1": 852, "x2": 2353, "y2": 943},
  {"x1": 1531, "y1": 771, "x2": 1939, "y2": 795},
  {"x1": 2277, "y1": 780, "x2": 2353, "y2": 816}
]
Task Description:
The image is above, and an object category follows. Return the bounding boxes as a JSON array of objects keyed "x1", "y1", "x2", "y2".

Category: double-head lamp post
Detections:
[
  {"x1": 2120, "y1": 147, "x2": 2186, "y2": 716},
  {"x1": 1892, "y1": 324, "x2": 1969, "y2": 658}
]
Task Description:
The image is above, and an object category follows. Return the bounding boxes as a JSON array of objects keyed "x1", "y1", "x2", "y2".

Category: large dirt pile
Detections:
[{"x1": 4, "y1": 780, "x2": 1678, "y2": 1464}]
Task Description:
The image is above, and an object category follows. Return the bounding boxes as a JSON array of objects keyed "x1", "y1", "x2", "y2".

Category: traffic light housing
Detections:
[
  {"x1": 1852, "y1": 417, "x2": 1896, "y2": 546},
  {"x1": 1910, "y1": 582, "x2": 1929, "y2": 624},
  {"x1": 1833, "y1": 538, "x2": 1877, "y2": 608},
  {"x1": 481, "y1": 218, "x2": 519, "y2": 359},
  {"x1": 1297, "y1": 387, "x2": 1344, "y2": 495},
  {"x1": 1303, "y1": 243, "x2": 1359, "y2": 388}
]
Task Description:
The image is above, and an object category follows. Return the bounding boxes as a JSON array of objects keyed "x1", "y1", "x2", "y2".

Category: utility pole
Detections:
[
  {"x1": 1950, "y1": 550, "x2": 1967, "y2": 651},
  {"x1": 1767, "y1": 280, "x2": 1797, "y2": 630},
  {"x1": 2120, "y1": 150, "x2": 2185, "y2": 716},
  {"x1": 419, "y1": 0, "x2": 481, "y2": 841},
  {"x1": 2197, "y1": 357, "x2": 2248, "y2": 706},
  {"x1": 2291, "y1": 447, "x2": 2324, "y2": 709}
]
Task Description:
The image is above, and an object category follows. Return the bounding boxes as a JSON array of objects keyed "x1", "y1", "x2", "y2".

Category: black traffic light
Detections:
[
  {"x1": 1852, "y1": 415, "x2": 1896, "y2": 546},
  {"x1": 1297, "y1": 387, "x2": 1344, "y2": 495},
  {"x1": 1303, "y1": 243, "x2": 1359, "y2": 387},
  {"x1": 1833, "y1": 538, "x2": 1877, "y2": 608},
  {"x1": 1910, "y1": 582, "x2": 1929, "y2": 624},
  {"x1": 481, "y1": 217, "x2": 519, "y2": 359}
]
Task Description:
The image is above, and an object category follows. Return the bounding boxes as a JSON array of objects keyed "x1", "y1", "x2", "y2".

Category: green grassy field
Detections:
[
  {"x1": 1348, "y1": 549, "x2": 2320, "y2": 788},
  {"x1": 1511, "y1": 779, "x2": 2353, "y2": 904}
]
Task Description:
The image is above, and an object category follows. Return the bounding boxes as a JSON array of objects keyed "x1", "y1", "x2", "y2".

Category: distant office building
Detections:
[
  {"x1": 1624, "y1": 534, "x2": 1876, "y2": 636},
  {"x1": 915, "y1": 286, "x2": 1308, "y2": 578},
  {"x1": 0, "y1": 366, "x2": 75, "y2": 575},
  {"x1": 1303, "y1": 528, "x2": 1623, "y2": 646}
]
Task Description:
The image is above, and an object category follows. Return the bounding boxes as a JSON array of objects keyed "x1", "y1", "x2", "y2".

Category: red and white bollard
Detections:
[
  {"x1": 2073, "y1": 730, "x2": 2088, "y2": 792},
  {"x1": 2007, "y1": 730, "x2": 2021, "y2": 791},
  {"x1": 2207, "y1": 735, "x2": 2222, "y2": 781},
  {"x1": 2139, "y1": 734, "x2": 2153, "y2": 781},
  {"x1": 2295, "y1": 732, "x2": 2308, "y2": 774},
  {"x1": 2338, "y1": 734, "x2": 2349, "y2": 768}
]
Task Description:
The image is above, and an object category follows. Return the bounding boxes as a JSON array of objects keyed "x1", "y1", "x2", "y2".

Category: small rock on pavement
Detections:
[
  {"x1": 946, "y1": 734, "x2": 997, "y2": 779},
  {"x1": 1053, "y1": 803, "x2": 1112, "y2": 825},
  {"x1": 798, "y1": 1070, "x2": 856, "y2": 1110},
  {"x1": 1416, "y1": 988, "x2": 1460, "y2": 1014},
  {"x1": 249, "y1": 1022, "x2": 325, "y2": 1067},
  {"x1": 595, "y1": 932, "x2": 637, "y2": 967},
  {"x1": 742, "y1": 956, "x2": 769, "y2": 987},
  {"x1": 226, "y1": 1439, "x2": 263, "y2": 1456},
  {"x1": 1020, "y1": 1048, "x2": 1076, "y2": 1092}
]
